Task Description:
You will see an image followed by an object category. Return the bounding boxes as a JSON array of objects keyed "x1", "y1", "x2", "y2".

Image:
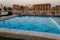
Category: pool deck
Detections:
[
  {"x1": 0, "y1": 14, "x2": 17, "y2": 20},
  {"x1": 0, "y1": 28, "x2": 60, "y2": 40}
]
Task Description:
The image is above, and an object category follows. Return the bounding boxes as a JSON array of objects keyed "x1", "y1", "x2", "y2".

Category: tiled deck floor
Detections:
[{"x1": 0, "y1": 33, "x2": 56, "y2": 40}]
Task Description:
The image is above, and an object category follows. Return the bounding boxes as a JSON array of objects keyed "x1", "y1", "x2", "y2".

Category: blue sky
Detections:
[{"x1": 0, "y1": 0, "x2": 60, "y2": 7}]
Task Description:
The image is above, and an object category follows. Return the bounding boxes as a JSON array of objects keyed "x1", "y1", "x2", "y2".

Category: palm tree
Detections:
[
  {"x1": 0, "y1": 8, "x2": 2, "y2": 10},
  {"x1": 0, "y1": 8, "x2": 2, "y2": 14},
  {"x1": 8, "y1": 7, "x2": 12, "y2": 11},
  {"x1": 20, "y1": 6, "x2": 24, "y2": 13},
  {"x1": 0, "y1": 8, "x2": 2, "y2": 11},
  {"x1": 3, "y1": 6, "x2": 7, "y2": 11},
  {"x1": 7, "y1": 7, "x2": 12, "y2": 15},
  {"x1": 52, "y1": 10, "x2": 56, "y2": 15},
  {"x1": 52, "y1": 7, "x2": 57, "y2": 15}
]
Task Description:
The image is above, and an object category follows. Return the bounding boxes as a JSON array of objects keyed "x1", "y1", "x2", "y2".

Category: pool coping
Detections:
[
  {"x1": 49, "y1": 17, "x2": 60, "y2": 30},
  {"x1": 0, "y1": 14, "x2": 18, "y2": 21},
  {"x1": 0, "y1": 15, "x2": 60, "y2": 21},
  {"x1": 0, "y1": 28, "x2": 60, "y2": 40}
]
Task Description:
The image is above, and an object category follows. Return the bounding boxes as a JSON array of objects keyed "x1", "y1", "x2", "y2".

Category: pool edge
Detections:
[{"x1": 0, "y1": 28, "x2": 60, "y2": 40}]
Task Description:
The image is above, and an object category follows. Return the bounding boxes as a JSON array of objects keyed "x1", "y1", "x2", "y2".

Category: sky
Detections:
[{"x1": 0, "y1": 0, "x2": 60, "y2": 7}]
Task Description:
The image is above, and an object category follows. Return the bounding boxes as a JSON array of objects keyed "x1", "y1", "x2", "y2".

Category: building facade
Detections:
[
  {"x1": 32, "y1": 3, "x2": 51, "y2": 15},
  {"x1": 56, "y1": 5, "x2": 60, "y2": 14},
  {"x1": 23, "y1": 6, "x2": 29, "y2": 14},
  {"x1": 52, "y1": 5, "x2": 60, "y2": 15},
  {"x1": 21, "y1": 6, "x2": 32, "y2": 15},
  {"x1": 12, "y1": 5, "x2": 20, "y2": 14},
  {"x1": 11, "y1": 4, "x2": 60, "y2": 15}
]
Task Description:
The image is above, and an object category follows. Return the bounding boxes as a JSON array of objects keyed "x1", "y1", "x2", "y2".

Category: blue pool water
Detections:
[
  {"x1": 0, "y1": 16, "x2": 60, "y2": 34},
  {"x1": 53, "y1": 17, "x2": 60, "y2": 25}
]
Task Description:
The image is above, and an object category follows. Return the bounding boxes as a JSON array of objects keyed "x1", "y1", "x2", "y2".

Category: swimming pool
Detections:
[{"x1": 0, "y1": 16, "x2": 60, "y2": 34}]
